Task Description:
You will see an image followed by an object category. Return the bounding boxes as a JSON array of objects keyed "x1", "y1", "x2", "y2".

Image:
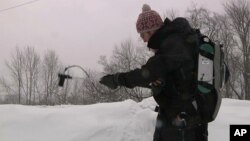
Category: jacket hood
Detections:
[{"x1": 147, "y1": 17, "x2": 192, "y2": 49}]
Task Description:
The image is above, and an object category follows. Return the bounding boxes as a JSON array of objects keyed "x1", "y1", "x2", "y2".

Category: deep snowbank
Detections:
[{"x1": 0, "y1": 98, "x2": 250, "y2": 141}]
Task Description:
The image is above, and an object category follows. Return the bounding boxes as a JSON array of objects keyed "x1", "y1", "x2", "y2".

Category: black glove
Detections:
[{"x1": 99, "y1": 74, "x2": 120, "y2": 89}]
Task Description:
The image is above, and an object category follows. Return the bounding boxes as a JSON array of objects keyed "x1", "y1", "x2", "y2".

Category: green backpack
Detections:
[{"x1": 189, "y1": 29, "x2": 230, "y2": 123}]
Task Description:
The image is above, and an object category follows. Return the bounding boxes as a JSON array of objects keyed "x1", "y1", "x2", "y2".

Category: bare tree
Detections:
[
  {"x1": 21, "y1": 47, "x2": 40, "y2": 104},
  {"x1": 228, "y1": 51, "x2": 245, "y2": 99},
  {"x1": 39, "y1": 50, "x2": 62, "y2": 105},
  {"x1": 79, "y1": 70, "x2": 107, "y2": 104},
  {"x1": 1, "y1": 46, "x2": 41, "y2": 104},
  {"x1": 99, "y1": 39, "x2": 152, "y2": 102},
  {"x1": 186, "y1": 4, "x2": 208, "y2": 30},
  {"x1": 0, "y1": 77, "x2": 17, "y2": 103},
  {"x1": 0, "y1": 47, "x2": 24, "y2": 104},
  {"x1": 224, "y1": 0, "x2": 250, "y2": 100},
  {"x1": 163, "y1": 9, "x2": 179, "y2": 20},
  {"x1": 215, "y1": 14, "x2": 238, "y2": 98},
  {"x1": 7, "y1": 47, "x2": 23, "y2": 103},
  {"x1": 67, "y1": 79, "x2": 82, "y2": 104},
  {"x1": 186, "y1": 5, "x2": 221, "y2": 41}
]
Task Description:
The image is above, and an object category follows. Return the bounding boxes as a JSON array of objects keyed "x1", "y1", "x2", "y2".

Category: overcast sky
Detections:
[{"x1": 0, "y1": 0, "x2": 228, "y2": 74}]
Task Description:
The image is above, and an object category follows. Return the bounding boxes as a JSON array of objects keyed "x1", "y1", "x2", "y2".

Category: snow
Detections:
[{"x1": 0, "y1": 98, "x2": 250, "y2": 141}]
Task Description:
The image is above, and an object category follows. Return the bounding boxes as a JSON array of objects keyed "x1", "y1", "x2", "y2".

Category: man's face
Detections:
[
  {"x1": 140, "y1": 32, "x2": 152, "y2": 42},
  {"x1": 140, "y1": 31, "x2": 158, "y2": 53}
]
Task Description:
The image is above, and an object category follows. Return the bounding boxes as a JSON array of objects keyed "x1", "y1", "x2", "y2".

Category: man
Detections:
[{"x1": 100, "y1": 4, "x2": 208, "y2": 141}]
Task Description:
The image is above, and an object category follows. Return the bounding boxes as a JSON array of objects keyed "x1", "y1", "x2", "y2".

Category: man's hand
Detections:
[
  {"x1": 150, "y1": 78, "x2": 165, "y2": 96},
  {"x1": 99, "y1": 74, "x2": 119, "y2": 89}
]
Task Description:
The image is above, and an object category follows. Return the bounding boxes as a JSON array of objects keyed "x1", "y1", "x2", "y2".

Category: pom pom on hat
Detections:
[
  {"x1": 142, "y1": 4, "x2": 151, "y2": 12},
  {"x1": 136, "y1": 4, "x2": 163, "y2": 33}
]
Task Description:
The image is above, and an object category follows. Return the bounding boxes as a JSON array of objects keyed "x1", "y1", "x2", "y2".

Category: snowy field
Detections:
[{"x1": 0, "y1": 98, "x2": 250, "y2": 141}]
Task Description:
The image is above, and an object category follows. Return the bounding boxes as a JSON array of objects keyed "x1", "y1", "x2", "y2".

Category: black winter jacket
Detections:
[{"x1": 118, "y1": 17, "x2": 197, "y2": 119}]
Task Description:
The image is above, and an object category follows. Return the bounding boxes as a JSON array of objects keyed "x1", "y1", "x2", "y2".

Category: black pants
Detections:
[{"x1": 153, "y1": 114, "x2": 208, "y2": 141}]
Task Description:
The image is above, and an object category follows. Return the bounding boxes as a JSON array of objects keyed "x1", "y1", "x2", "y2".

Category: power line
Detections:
[{"x1": 0, "y1": 0, "x2": 40, "y2": 13}]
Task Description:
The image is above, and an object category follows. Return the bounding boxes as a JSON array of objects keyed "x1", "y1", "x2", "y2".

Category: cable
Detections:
[{"x1": 0, "y1": 0, "x2": 40, "y2": 13}]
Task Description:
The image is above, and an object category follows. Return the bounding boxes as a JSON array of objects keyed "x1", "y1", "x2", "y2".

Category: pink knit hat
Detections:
[{"x1": 136, "y1": 4, "x2": 163, "y2": 33}]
